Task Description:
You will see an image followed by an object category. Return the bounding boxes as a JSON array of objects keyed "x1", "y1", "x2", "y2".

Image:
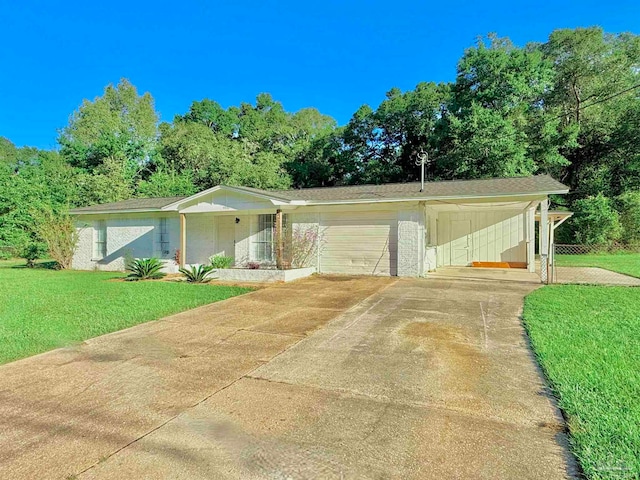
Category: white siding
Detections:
[
  {"x1": 437, "y1": 210, "x2": 526, "y2": 267},
  {"x1": 319, "y1": 210, "x2": 398, "y2": 275}
]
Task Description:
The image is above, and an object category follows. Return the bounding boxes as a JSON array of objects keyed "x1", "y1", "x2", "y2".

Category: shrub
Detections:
[
  {"x1": 35, "y1": 211, "x2": 80, "y2": 269},
  {"x1": 616, "y1": 191, "x2": 640, "y2": 245},
  {"x1": 209, "y1": 254, "x2": 234, "y2": 269},
  {"x1": 246, "y1": 262, "x2": 261, "y2": 269},
  {"x1": 571, "y1": 194, "x2": 622, "y2": 245},
  {"x1": 21, "y1": 242, "x2": 47, "y2": 268},
  {"x1": 125, "y1": 258, "x2": 166, "y2": 281},
  {"x1": 179, "y1": 264, "x2": 217, "y2": 283},
  {"x1": 284, "y1": 227, "x2": 320, "y2": 268}
]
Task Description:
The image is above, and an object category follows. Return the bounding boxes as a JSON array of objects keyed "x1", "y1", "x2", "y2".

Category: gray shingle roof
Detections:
[
  {"x1": 70, "y1": 175, "x2": 568, "y2": 213},
  {"x1": 70, "y1": 196, "x2": 186, "y2": 213},
  {"x1": 270, "y1": 174, "x2": 568, "y2": 202}
]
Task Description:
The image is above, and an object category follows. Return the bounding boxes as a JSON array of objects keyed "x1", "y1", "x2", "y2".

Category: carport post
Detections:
[
  {"x1": 526, "y1": 203, "x2": 537, "y2": 273},
  {"x1": 275, "y1": 209, "x2": 284, "y2": 269},
  {"x1": 180, "y1": 213, "x2": 186, "y2": 268},
  {"x1": 539, "y1": 199, "x2": 549, "y2": 283}
]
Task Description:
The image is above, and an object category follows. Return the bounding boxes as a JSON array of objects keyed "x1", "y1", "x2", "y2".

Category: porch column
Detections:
[
  {"x1": 539, "y1": 199, "x2": 549, "y2": 283},
  {"x1": 526, "y1": 206, "x2": 536, "y2": 273},
  {"x1": 180, "y1": 213, "x2": 186, "y2": 268},
  {"x1": 275, "y1": 209, "x2": 284, "y2": 269}
]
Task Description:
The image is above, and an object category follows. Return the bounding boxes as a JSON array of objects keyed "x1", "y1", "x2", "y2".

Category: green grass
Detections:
[
  {"x1": 523, "y1": 285, "x2": 640, "y2": 479},
  {"x1": 0, "y1": 261, "x2": 252, "y2": 364},
  {"x1": 555, "y1": 252, "x2": 640, "y2": 278}
]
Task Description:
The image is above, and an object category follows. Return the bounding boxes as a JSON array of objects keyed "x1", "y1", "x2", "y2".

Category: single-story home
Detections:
[{"x1": 70, "y1": 174, "x2": 569, "y2": 280}]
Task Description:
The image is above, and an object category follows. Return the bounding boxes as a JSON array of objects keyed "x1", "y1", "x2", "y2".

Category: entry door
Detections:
[
  {"x1": 450, "y1": 220, "x2": 471, "y2": 266},
  {"x1": 215, "y1": 216, "x2": 236, "y2": 258}
]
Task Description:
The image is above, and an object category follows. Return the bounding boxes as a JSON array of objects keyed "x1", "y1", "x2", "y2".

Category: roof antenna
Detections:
[{"x1": 416, "y1": 150, "x2": 428, "y2": 192}]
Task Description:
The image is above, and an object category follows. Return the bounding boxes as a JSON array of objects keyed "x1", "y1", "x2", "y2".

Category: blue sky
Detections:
[{"x1": 1, "y1": 0, "x2": 638, "y2": 149}]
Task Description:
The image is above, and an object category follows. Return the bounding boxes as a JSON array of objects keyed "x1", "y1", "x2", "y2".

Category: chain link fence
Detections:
[{"x1": 550, "y1": 244, "x2": 640, "y2": 286}]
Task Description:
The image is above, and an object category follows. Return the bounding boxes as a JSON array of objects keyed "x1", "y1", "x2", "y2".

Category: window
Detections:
[
  {"x1": 158, "y1": 218, "x2": 170, "y2": 257},
  {"x1": 93, "y1": 220, "x2": 107, "y2": 259},
  {"x1": 254, "y1": 214, "x2": 275, "y2": 262},
  {"x1": 253, "y1": 214, "x2": 288, "y2": 263}
]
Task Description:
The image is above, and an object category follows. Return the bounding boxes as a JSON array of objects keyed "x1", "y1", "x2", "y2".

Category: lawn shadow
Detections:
[{"x1": 10, "y1": 260, "x2": 60, "y2": 270}]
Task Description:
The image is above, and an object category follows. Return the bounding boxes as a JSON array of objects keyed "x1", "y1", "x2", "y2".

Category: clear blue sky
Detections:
[{"x1": 1, "y1": 0, "x2": 638, "y2": 149}]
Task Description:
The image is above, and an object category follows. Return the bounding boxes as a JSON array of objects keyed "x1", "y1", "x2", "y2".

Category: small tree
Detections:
[
  {"x1": 21, "y1": 242, "x2": 47, "y2": 268},
  {"x1": 36, "y1": 211, "x2": 80, "y2": 269}
]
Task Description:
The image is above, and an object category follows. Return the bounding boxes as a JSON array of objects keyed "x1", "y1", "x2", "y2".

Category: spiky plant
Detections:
[
  {"x1": 125, "y1": 258, "x2": 166, "y2": 281},
  {"x1": 179, "y1": 264, "x2": 217, "y2": 283}
]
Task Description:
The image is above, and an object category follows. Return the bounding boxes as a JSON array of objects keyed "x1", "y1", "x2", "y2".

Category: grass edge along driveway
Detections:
[
  {"x1": 0, "y1": 263, "x2": 252, "y2": 364},
  {"x1": 523, "y1": 284, "x2": 640, "y2": 480}
]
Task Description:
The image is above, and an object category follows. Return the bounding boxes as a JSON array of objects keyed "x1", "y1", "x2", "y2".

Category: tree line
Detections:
[{"x1": 1, "y1": 26, "x2": 639, "y2": 260}]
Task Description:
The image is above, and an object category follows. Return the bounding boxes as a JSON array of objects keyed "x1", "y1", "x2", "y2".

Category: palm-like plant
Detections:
[
  {"x1": 125, "y1": 258, "x2": 166, "y2": 281},
  {"x1": 179, "y1": 264, "x2": 217, "y2": 283}
]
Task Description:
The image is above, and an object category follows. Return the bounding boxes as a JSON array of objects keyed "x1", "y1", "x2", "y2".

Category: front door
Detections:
[
  {"x1": 215, "y1": 216, "x2": 236, "y2": 258},
  {"x1": 450, "y1": 220, "x2": 471, "y2": 266}
]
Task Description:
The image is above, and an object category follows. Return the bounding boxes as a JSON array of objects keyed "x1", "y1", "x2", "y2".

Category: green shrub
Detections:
[
  {"x1": 571, "y1": 194, "x2": 622, "y2": 245},
  {"x1": 209, "y1": 254, "x2": 234, "y2": 269},
  {"x1": 21, "y1": 242, "x2": 47, "y2": 268},
  {"x1": 179, "y1": 264, "x2": 217, "y2": 283},
  {"x1": 125, "y1": 258, "x2": 166, "y2": 281},
  {"x1": 616, "y1": 191, "x2": 640, "y2": 245}
]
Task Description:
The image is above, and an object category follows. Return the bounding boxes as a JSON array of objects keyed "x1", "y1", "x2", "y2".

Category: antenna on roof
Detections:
[{"x1": 415, "y1": 150, "x2": 428, "y2": 192}]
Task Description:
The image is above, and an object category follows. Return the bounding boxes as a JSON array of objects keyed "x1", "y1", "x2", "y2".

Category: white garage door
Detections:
[{"x1": 320, "y1": 211, "x2": 397, "y2": 275}]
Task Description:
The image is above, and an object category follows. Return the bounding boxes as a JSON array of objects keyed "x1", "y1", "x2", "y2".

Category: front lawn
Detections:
[
  {"x1": 555, "y1": 252, "x2": 640, "y2": 278},
  {"x1": 523, "y1": 285, "x2": 640, "y2": 479},
  {"x1": 0, "y1": 261, "x2": 252, "y2": 364}
]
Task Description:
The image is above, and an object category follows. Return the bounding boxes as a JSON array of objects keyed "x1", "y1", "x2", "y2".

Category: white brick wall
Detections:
[
  {"x1": 397, "y1": 209, "x2": 425, "y2": 277},
  {"x1": 72, "y1": 214, "x2": 180, "y2": 272}
]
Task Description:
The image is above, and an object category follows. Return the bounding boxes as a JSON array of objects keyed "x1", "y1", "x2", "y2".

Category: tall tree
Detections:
[
  {"x1": 58, "y1": 78, "x2": 159, "y2": 203},
  {"x1": 438, "y1": 34, "x2": 572, "y2": 179}
]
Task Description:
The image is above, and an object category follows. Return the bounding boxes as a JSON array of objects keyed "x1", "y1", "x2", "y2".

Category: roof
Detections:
[
  {"x1": 270, "y1": 175, "x2": 568, "y2": 202},
  {"x1": 71, "y1": 196, "x2": 186, "y2": 214},
  {"x1": 70, "y1": 175, "x2": 568, "y2": 214}
]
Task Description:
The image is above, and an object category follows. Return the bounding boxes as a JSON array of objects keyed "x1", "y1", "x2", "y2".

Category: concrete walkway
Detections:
[
  {"x1": 553, "y1": 266, "x2": 640, "y2": 286},
  {"x1": 0, "y1": 274, "x2": 576, "y2": 479}
]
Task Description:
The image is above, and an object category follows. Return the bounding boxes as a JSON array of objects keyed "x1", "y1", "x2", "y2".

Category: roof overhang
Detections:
[{"x1": 162, "y1": 185, "x2": 293, "y2": 211}]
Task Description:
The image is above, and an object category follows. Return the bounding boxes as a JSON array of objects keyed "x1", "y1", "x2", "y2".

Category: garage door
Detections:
[{"x1": 319, "y1": 211, "x2": 397, "y2": 275}]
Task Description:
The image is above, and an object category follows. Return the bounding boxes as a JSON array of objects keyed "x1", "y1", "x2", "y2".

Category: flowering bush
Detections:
[{"x1": 284, "y1": 227, "x2": 321, "y2": 268}]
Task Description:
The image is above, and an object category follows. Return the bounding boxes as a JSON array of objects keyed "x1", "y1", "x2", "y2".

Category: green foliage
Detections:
[
  {"x1": 21, "y1": 242, "x2": 47, "y2": 268},
  {"x1": 58, "y1": 79, "x2": 159, "y2": 204},
  {"x1": 125, "y1": 258, "x2": 166, "y2": 281},
  {"x1": 616, "y1": 191, "x2": 640, "y2": 245},
  {"x1": 179, "y1": 264, "x2": 217, "y2": 283},
  {"x1": 570, "y1": 194, "x2": 622, "y2": 245},
  {"x1": 209, "y1": 254, "x2": 234, "y2": 269},
  {"x1": 35, "y1": 210, "x2": 80, "y2": 269}
]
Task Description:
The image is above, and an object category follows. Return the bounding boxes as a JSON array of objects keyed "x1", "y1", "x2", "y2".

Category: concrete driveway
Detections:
[{"x1": 0, "y1": 274, "x2": 576, "y2": 479}]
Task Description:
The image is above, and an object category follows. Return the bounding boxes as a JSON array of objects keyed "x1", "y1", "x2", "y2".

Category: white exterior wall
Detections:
[
  {"x1": 72, "y1": 213, "x2": 180, "y2": 272},
  {"x1": 185, "y1": 214, "x2": 215, "y2": 265},
  {"x1": 436, "y1": 210, "x2": 526, "y2": 267}
]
